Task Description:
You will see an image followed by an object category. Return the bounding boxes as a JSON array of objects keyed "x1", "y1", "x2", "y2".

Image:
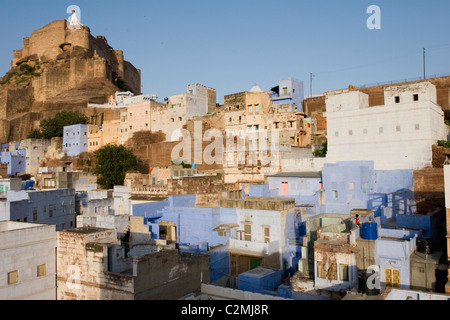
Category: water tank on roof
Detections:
[{"x1": 361, "y1": 222, "x2": 378, "y2": 240}]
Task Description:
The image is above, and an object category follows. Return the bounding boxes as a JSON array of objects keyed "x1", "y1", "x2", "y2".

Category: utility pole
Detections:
[
  {"x1": 423, "y1": 48, "x2": 426, "y2": 80},
  {"x1": 310, "y1": 73, "x2": 314, "y2": 98}
]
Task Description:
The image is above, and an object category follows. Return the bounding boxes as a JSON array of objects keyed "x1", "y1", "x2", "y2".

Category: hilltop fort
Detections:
[{"x1": 0, "y1": 19, "x2": 141, "y2": 141}]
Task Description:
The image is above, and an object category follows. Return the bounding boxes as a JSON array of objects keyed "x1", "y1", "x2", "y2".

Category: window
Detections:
[
  {"x1": 349, "y1": 182, "x2": 355, "y2": 190},
  {"x1": 349, "y1": 130, "x2": 353, "y2": 136},
  {"x1": 247, "y1": 126, "x2": 252, "y2": 131},
  {"x1": 395, "y1": 96, "x2": 400, "y2": 104},
  {"x1": 263, "y1": 227, "x2": 270, "y2": 243},
  {"x1": 218, "y1": 231, "x2": 227, "y2": 237},
  {"x1": 283, "y1": 87, "x2": 288, "y2": 95},
  {"x1": 335, "y1": 131, "x2": 339, "y2": 137},
  {"x1": 339, "y1": 264, "x2": 349, "y2": 282},
  {"x1": 255, "y1": 105, "x2": 260, "y2": 113},
  {"x1": 248, "y1": 105, "x2": 253, "y2": 114},
  {"x1": 328, "y1": 263, "x2": 338, "y2": 281},
  {"x1": 413, "y1": 94, "x2": 419, "y2": 101},
  {"x1": 332, "y1": 190, "x2": 338, "y2": 199},
  {"x1": 415, "y1": 124, "x2": 420, "y2": 130},
  {"x1": 229, "y1": 117, "x2": 232, "y2": 122},
  {"x1": 244, "y1": 224, "x2": 252, "y2": 241},
  {"x1": 317, "y1": 262, "x2": 327, "y2": 279},
  {"x1": 281, "y1": 182, "x2": 289, "y2": 196},
  {"x1": 379, "y1": 127, "x2": 383, "y2": 134},
  {"x1": 396, "y1": 125, "x2": 401, "y2": 132},
  {"x1": 8, "y1": 270, "x2": 18, "y2": 285},
  {"x1": 37, "y1": 264, "x2": 46, "y2": 277}
]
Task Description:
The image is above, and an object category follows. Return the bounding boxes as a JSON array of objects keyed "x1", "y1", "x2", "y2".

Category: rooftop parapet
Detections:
[{"x1": 220, "y1": 196, "x2": 296, "y2": 211}]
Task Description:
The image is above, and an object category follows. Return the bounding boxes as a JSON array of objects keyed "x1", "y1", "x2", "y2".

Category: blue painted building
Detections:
[
  {"x1": 0, "y1": 149, "x2": 26, "y2": 176},
  {"x1": 375, "y1": 228, "x2": 420, "y2": 289},
  {"x1": 63, "y1": 124, "x2": 89, "y2": 157},
  {"x1": 133, "y1": 194, "x2": 237, "y2": 248},
  {"x1": 0, "y1": 189, "x2": 77, "y2": 230},
  {"x1": 270, "y1": 77, "x2": 305, "y2": 111},
  {"x1": 322, "y1": 161, "x2": 415, "y2": 218},
  {"x1": 132, "y1": 194, "x2": 304, "y2": 286}
]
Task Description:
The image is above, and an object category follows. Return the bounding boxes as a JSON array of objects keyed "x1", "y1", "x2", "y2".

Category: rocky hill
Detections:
[{"x1": 0, "y1": 20, "x2": 141, "y2": 142}]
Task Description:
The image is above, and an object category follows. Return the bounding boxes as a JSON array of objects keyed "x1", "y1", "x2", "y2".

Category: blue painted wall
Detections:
[
  {"x1": 160, "y1": 206, "x2": 237, "y2": 248},
  {"x1": 207, "y1": 244, "x2": 230, "y2": 283},
  {"x1": 0, "y1": 150, "x2": 26, "y2": 176},
  {"x1": 6, "y1": 189, "x2": 77, "y2": 230},
  {"x1": 248, "y1": 176, "x2": 322, "y2": 215},
  {"x1": 322, "y1": 161, "x2": 414, "y2": 216},
  {"x1": 270, "y1": 77, "x2": 305, "y2": 111},
  {"x1": 133, "y1": 199, "x2": 169, "y2": 221}
]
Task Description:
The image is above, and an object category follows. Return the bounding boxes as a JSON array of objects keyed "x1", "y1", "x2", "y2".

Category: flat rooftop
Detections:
[
  {"x1": 61, "y1": 227, "x2": 112, "y2": 234},
  {"x1": 0, "y1": 220, "x2": 52, "y2": 232},
  {"x1": 220, "y1": 197, "x2": 296, "y2": 211},
  {"x1": 269, "y1": 172, "x2": 322, "y2": 178}
]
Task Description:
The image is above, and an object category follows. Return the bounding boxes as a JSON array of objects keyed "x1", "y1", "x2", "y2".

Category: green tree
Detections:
[
  {"x1": 313, "y1": 141, "x2": 328, "y2": 158},
  {"x1": 438, "y1": 140, "x2": 450, "y2": 148},
  {"x1": 93, "y1": 144, "x2": 137, "y2": 189},
  {"x1": 30, "y1": 111, "x2": 89, "y2": 139},
  {"x1": 26, "y1": 129, "x2": 44, "y2": 139}
]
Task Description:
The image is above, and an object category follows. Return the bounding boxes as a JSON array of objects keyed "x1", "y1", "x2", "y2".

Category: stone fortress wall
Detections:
[{"x1": 0, "y1": 20, "x2": 142, "y2": 142}]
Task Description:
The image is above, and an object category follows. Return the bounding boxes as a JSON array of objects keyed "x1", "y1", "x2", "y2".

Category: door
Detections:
[
  {"x1": 281, "y1": 182, "x2": 289, "y2": 196},
  {"x1": 250, "y1": 258, "x2": 261, "y2": 270},
  {"x1": 385, "y1": 268, "x2": 401, "y2": 288}
]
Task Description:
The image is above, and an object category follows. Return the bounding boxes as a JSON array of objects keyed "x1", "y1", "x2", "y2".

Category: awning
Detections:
[{"x1": 212, "y1": 223, "x2": 239, "y2": 232}]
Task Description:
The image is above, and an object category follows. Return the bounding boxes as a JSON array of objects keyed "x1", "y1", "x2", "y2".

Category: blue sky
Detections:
[{"x1": 1, "y1": 0, "x2": 449, "y2": 103}]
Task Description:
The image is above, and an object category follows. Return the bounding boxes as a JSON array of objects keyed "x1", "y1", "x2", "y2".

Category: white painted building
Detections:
[
  {"x1": 63, "y1": 124, "x2": 89, "y2": 157},
  {"x1": 222, "y1": 197, "x2": 300, "y2": 275},
  {"x1": 77, "y1": 186, "x2": 131, "y2": 236},
  {"x1": 326, "y1": 82, "x2": 447, "y2": 170},
  {"x1": 0, "y1": 221, "x2": 57, "y2": 300}
]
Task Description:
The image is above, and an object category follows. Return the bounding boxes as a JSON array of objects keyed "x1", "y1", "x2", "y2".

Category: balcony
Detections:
[
  {"x1": 271, "y1": 92, "x2": 292, "y2": 101},
  {"x1": 228, "y1": 238, "x2": 280, "y2": 256}
]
